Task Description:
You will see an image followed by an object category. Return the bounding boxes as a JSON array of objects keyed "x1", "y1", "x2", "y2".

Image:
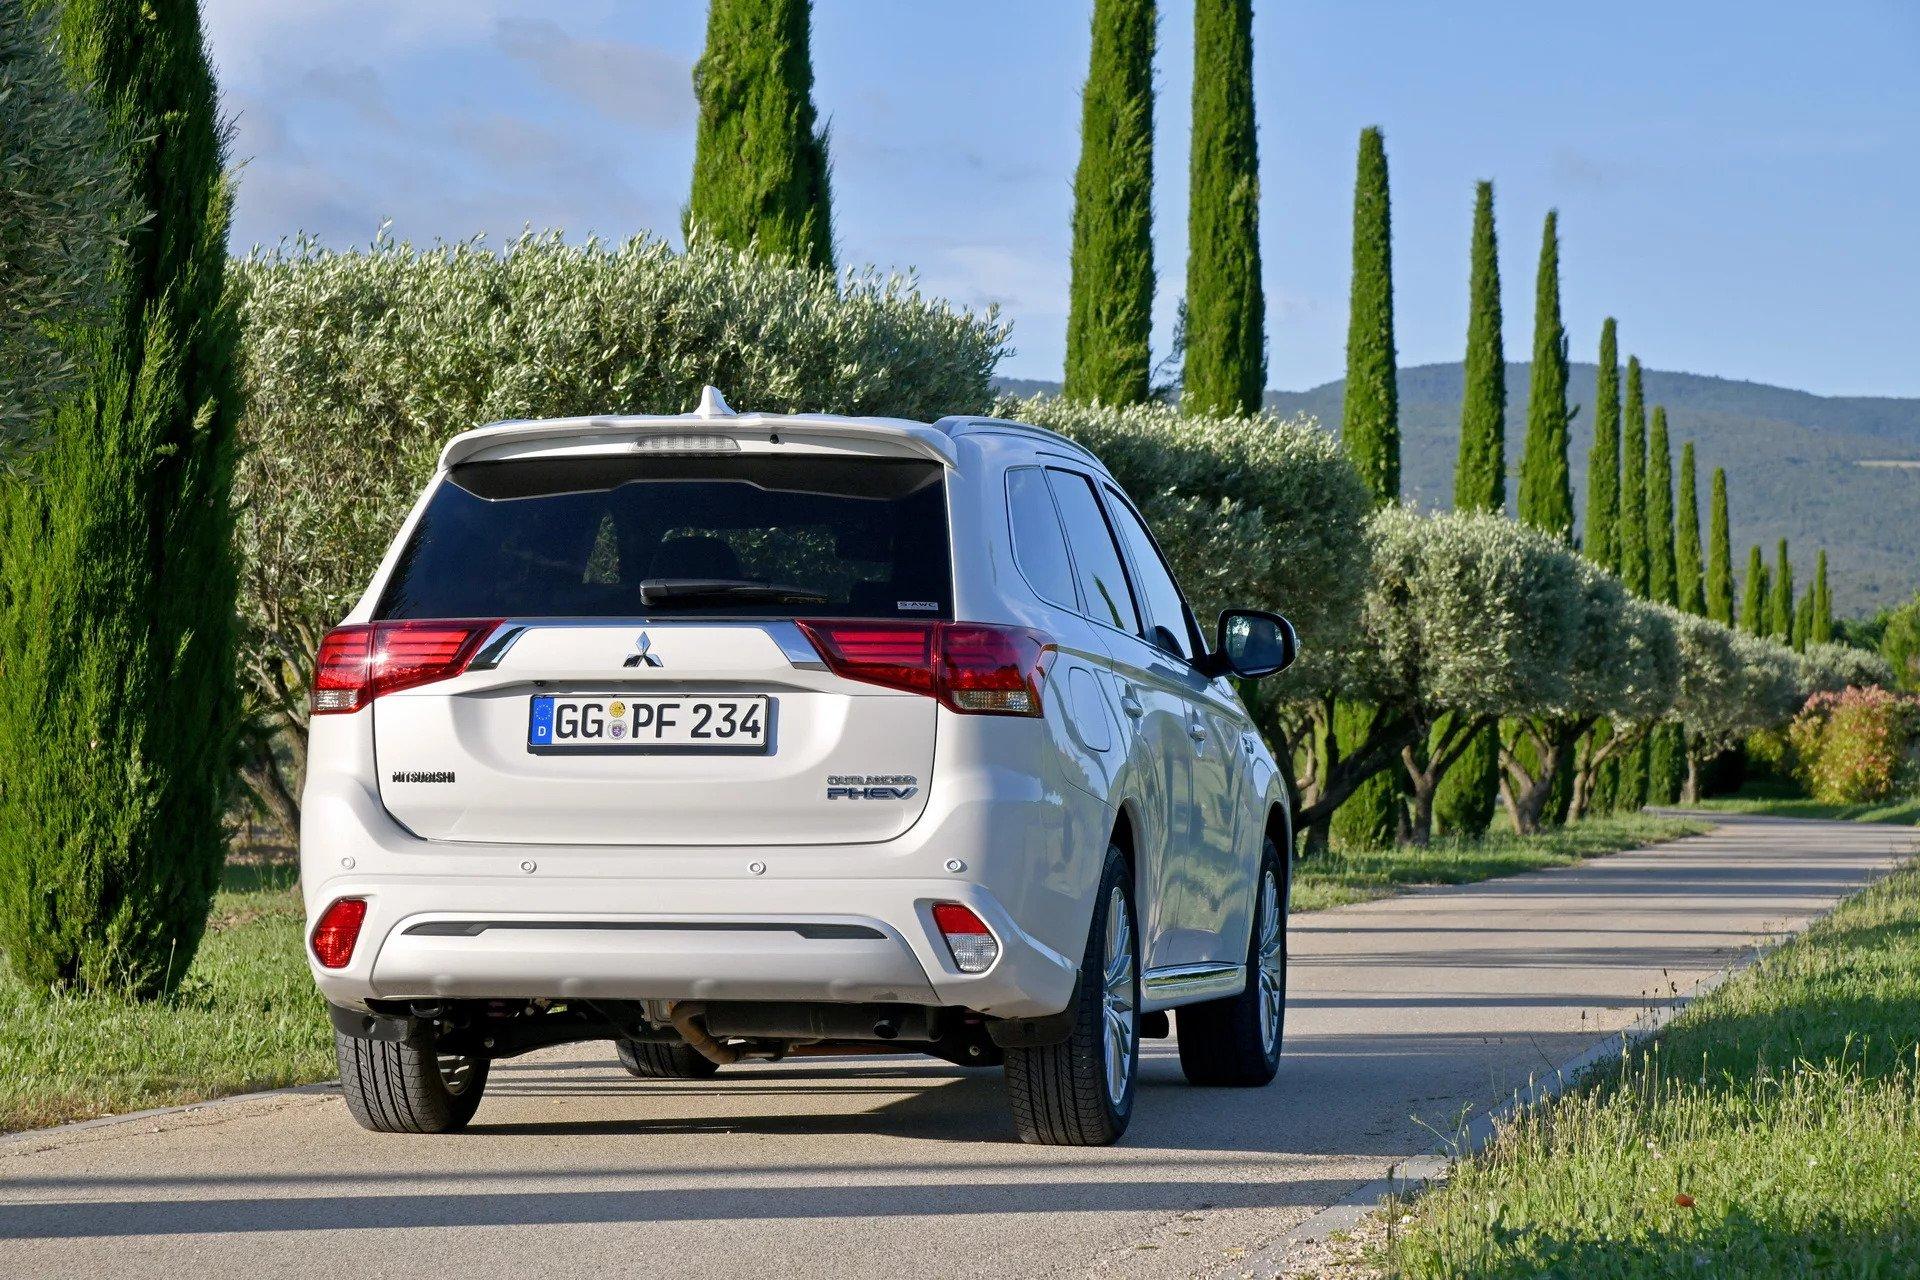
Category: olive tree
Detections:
[
  {"x1": 1558, "y1": 596, "x2": 1684, "y2": 822},
  {"x1": 1670, "y1": 618, "x2": 1805, "y2": 802},
  {"x1": 1367, "y1": 510, "x2": 1584, "y2": 844},
  {"x1": 231, "y1": 231, "x2": 1010, "y2": 831},
  {"x1": 1799, "y1": 641, "x2": 1895, "y2": 695},
  {"x1": 1504, "y1": 573, "x2": 1679, "y2": 832}
]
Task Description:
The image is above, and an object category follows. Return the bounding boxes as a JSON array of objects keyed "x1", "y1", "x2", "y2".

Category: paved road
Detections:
[{"x1": 2, "y1": 816, "x2": 1911, "y2": 1279}]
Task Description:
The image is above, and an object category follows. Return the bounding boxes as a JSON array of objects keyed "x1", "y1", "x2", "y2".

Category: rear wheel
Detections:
[
  {"x1": 1004, "y1": 844, "x2": 1138, "y2": 1145},
  {"x1": 1176, "y1": 837, "x2": 1286, "y2": 1086},
  {"x1": 617, "y1": 1038, "x2": 722, "y2": 1079},
  {"x1": 335, "y1": 1031, "x2": 490, "y2": 1133}
]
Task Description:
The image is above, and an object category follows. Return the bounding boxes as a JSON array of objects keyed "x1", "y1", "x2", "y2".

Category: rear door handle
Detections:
[
  {"x1": 1187, "y1": 721, "x2": 1208, "y2": 742},
  {"x1": 1120, "y1": 694, "x2": 1145, "y2": 719}
]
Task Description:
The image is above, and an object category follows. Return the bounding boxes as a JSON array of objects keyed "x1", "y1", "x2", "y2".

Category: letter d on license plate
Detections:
[{"x1": 528, "y1": 694, "x2": 770, "y2": 754}]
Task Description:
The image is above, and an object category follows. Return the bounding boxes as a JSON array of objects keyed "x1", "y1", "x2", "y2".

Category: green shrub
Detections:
[
  {"x1": 1786, "y1": 687, "x2": 1920, "y2": 804},
  {"x1": 229, "y1": 232, "x2": 1010, "y2": 827}
]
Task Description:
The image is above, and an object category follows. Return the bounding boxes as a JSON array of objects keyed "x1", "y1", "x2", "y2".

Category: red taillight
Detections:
[
  {"x1": 310, "y1": 619, "x2": 502, "y2": 714},
  {"x1": 798, "y1": 621, "x2": 1051, "y2": 716},
  {"x1": 311, "y1": 897, "x2": 368, "y2": 969},
  {"x1": 931, "y1": 902, "x2": 999, "y2": 973}
]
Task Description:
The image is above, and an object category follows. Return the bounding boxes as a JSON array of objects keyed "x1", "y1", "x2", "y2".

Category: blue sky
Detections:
[{"x1": 203, "y1": 1, "x2": 1920, "y2": 397}]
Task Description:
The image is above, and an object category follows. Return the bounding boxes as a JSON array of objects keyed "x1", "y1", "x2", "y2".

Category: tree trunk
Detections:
[
  {"x1": 1403, "y1": 743, "x2": 1436, "y2": 847},
  {"x1": 1681, "y1": 752, "x2": 1702, "y2": 805},
  {"x1": 238, "y1": 733, "x2": 301, "y2": 843}
]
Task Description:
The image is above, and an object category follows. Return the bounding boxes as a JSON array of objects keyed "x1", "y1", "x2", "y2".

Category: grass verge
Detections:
[
  {"x1": 1291, "y1": 813, "x2": 1710, "y2": 914},
  {"x1": 1369, "y1": 856, "x2": 1920, "y2": 1278},
  {"x1": 0, "y1": 860, "x2": 332, "y2": 1134},
  {"x1": 1682, "y1": 783, "x2": 1920, "y2": 826}
]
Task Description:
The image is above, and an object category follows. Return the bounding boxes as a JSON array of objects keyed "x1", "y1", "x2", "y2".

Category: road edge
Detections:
[{"x1": 1227, "y1": 821, "x2": 1918, "y2": 1276}]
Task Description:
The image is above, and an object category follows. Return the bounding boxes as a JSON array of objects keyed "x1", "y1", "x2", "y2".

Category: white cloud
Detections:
[{"x1": 494, "y1": 17, "x2": 692, "y2": 131}]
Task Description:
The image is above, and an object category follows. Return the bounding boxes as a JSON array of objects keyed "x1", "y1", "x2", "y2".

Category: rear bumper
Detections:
[
  {"x1": 301, "y1": 707, "x2": 1110, "y2": 1022},
  {"x1": 306, "y1": 874, "x2": 1078, "y2": 1019}
]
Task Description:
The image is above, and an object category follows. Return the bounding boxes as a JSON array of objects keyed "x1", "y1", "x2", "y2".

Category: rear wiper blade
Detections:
[{"x1": 638, "y1": 577, "x2": 829, "y2": 605}]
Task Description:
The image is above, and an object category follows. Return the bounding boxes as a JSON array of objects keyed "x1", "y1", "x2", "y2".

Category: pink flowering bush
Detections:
[{"x1": 1786, "y1": 687, "x2": 1920, "y2": 803}]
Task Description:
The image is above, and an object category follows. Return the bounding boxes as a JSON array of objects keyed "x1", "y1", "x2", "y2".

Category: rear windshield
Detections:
[{"x1": 376, "y1": 454, "x2": 953, "y2": 621}]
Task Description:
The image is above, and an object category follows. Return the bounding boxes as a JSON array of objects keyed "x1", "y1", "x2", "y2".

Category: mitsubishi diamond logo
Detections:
[{"x1": 623, "y1": 632, "x2": 663, "y2": 668}]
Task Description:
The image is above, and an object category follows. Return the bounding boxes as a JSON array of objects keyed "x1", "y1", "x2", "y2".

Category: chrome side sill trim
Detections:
[{"x1": 1140, "y1": 962, "x2": 1246, "y2": 1009}]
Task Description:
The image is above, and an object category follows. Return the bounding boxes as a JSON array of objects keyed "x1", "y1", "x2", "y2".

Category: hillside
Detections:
[{"x1": 992, "y1": 365, "x2": 1920, "y2": 616}]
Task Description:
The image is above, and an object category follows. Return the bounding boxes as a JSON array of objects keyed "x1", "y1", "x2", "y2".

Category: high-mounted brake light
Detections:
[
  {"x1": 310, "y1": 619, "x2": 502, "y2": 714},
  {"x1": 797, "y1": 621, "x2": 1051, "y2": 716},
  {"x1": 931, "y1": 902, "x2": 1000, "y2": 974},
  {"x1": 311, "y1": 897, "x2": 368, "y2": 969}
]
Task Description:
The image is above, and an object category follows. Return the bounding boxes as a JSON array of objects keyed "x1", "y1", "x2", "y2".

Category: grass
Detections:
[
  {"x1": 1291, "y1": 813, "x2": 1711, "y2": 914},
  {"x1": 1681, "y1": 780, "x2": 1920, "y2": 826},
  {"x1": 0, "y1": 858, "x2": 333, "y2": 1134},
  {"x1": 1372, "y1": 856, "x2": 1920, "y2": 1278}
]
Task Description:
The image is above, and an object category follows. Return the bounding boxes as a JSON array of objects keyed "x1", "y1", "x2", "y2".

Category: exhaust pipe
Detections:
[{"x1": 665, "y1": 1001, "x2": 739, "y2": 1066}]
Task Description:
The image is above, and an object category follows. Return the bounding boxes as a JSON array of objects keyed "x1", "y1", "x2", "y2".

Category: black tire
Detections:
[
  {"x1": 335, "y1": 1030, "x2": 489, "y2": 1133},
  {"x1": 617, "y1": 1038, "x2": 722, "y2": 1079},
  {"x1": 1004, "y1": 843, "x2": 1139, "y2": 1145},
  {"x1": 1176, "y1": 837, "x2": 1286, "y2": 1087}
]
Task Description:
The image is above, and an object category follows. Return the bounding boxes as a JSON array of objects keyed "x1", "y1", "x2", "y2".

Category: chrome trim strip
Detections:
[
  {"x1": 462, "y1": 619, "x2": 826, "y2": 672},
  {"x1": 1140, "y1": 962, "x2": 1245, "y2": 1006},
  {"x1": 761, "y1": 619, "x2": 829, "y2": 670},
  {"x1": 467, "y1": 623, "x2": 529, "y2": 670}
]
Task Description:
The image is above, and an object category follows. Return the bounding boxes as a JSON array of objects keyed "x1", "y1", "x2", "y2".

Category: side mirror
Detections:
[{"x1": 1196, "y1": 608, "x2": 1298, "y2": 680}]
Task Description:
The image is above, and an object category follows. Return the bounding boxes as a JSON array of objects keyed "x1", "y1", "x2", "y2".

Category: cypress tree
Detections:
[
  {"x1": 1619, "y1": 358, "x2": 1648, "y2": 595},
  {"x1": 1795, "y1": 591, "x2": 1814, "y2": 653},
  {"x1": 1642, "y1": 406, "x2": 1685, "y2": 803},
  {"x1": 1517, "y1": 211, "x2": 1573, "y2": 540},
  {"x1": 1610, "y1": 358, "x2": 1650, "y2": 808},
  {"x1": 687, "y1": 0, "x2": 834, "y2": 270},
  {"x1": 1065, "y1": 0, "x2": 1156, "y2": 405},
  {"x1": 1707, "y1": 468, "x2": 1735, "y2": 625},
  {"x1": 1770, "y1": 539, "x2": 1795, "y2": 642},
  {"x1": 1331, "y1": 126, "x2": 1401, "y2": 849},
  {"x1": 1580, "y1": 320, "x2": 1622, "y2": 815},
  {"x1": 1453, "y1": 180, "x2": 1505, "y2": 512},
  {"x1": 1676, "y1": 442, "x2": 1705, "y2": 614},
  {"x1": 1182, "y1": 0, "x2": 1263, "y2": 415},
  {"x1": 1742, "y1": 546, "x2": 1768, "y2": 636},
  {"x1": 1583, "y1": 319, "x2": 1621, "y2": 570},
  {"x1": 1435, "y1": 179, "x2": 1504, "y2": 838},
  {"x1": 1511, "y1": 211, "x2": 1576, "y2": 822},
  {"x1": 0, "y1": 0, "x2": 240, "y2": 994},
  {"x1": 1646, "y1": 407, "x2": 1677, "y2": 604},
  {"x1": 1342, "y1": 126, "x2": 1399, "y2": 502},
  {"x1": 1812, "y1": 550, "x2": 1834, "y2": 643}
]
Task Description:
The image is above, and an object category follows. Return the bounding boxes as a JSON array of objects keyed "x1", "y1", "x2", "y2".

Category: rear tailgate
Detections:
[{"x1": 374, "y1": 622, "x2": 935, "y2": 845}]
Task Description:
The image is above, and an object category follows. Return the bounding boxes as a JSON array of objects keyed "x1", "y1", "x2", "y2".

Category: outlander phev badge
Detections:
[{"x1": 623, "y1": 632, "x2": 663, "y2": 668}]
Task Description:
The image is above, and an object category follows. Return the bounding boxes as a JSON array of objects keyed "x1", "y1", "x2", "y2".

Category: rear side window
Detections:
[
  {"x1": 377, "y1": 454, "x2": 952, "y2": 621},
  {"x1": 1046, "y1": 469, "x2": 1140, "y2": 634},
  {"x1": 1005, "y1": 467, "x2": 1077, "y2": 609}
]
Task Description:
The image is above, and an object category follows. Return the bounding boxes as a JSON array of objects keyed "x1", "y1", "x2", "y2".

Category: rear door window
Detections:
[
  {"x1": 1103, "y1": 486, "x2": 1204, "y2": 659},
  {"x1": 1005, "y1": 467, "x2": 1078, "y2": 609},
  {"x1": 377, "y1": 453, "x2": 952, "y2": 620},
  {"x1": 1046, "y1": 469, "x2": 1140, "y2": 634}
]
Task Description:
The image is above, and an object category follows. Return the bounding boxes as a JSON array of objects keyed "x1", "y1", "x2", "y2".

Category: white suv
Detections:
[{"x1": 303, "y1": 389, "x2": 1297, "y2": 1146}]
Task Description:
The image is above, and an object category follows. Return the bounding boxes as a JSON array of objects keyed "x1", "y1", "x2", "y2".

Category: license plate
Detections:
[{"x1": 528, "y1": 695, "x2": 771, "y2": 754}]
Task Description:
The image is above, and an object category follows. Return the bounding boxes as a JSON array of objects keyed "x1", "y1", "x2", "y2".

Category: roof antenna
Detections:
[{"x1": 692, "y1": 385, "x2": 736, "y2": 419}]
